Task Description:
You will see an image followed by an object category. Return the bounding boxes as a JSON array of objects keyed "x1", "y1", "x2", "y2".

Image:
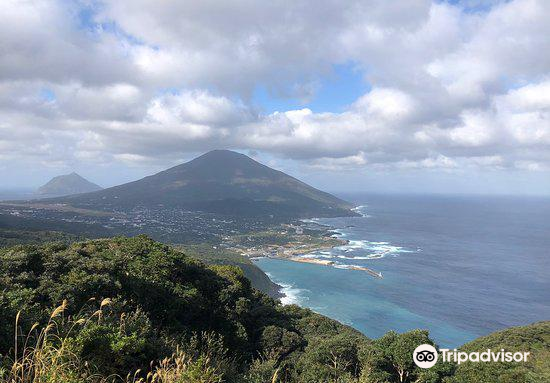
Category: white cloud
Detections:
[
  {"x1": 54, "y1": 83, "x2": 146, "y2": 121},
  {"x1": 352, "y1": 88, "x2": 416, "y2": 121},
  {"x1": 397, "y1": 155, "x2": 458, "y2": 170},
  {"x1": 0, "y1": 0, "x2": 136, "y2": 85},
  {"x1": 514, "y1": 160, "x2": 548, "y2": 171},
  {"x1": 0, "y1": 0, "x2": 549, "y2": 188},
  {"x1": 309, "y1": 152, "x2": 367, "y2": 171},
  {"x1": 448, "y1": 111, "x2": 497, "y2": 147}
]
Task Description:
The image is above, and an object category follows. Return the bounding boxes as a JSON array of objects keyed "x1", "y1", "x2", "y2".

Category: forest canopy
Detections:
[{"x1": 0, "y1": 236, "x2": 547, "y2": 382}]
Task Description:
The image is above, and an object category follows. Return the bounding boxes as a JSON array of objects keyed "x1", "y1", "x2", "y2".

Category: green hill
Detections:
[
  {"x1": 0, "y1": 236, "x2": 367, "y2": 382},
  {"x1": 0, "y1": 236, "x2": 547, "y2": 383},
  {"x1": 446, "y1": 321, "x2": 550, "y2": 383},
  {"x1": 175, "y1": 243, "x2": 283, "y2": 299},
  {"x1": 50, "y1": 150, "x2": 356, "y2": 218}
]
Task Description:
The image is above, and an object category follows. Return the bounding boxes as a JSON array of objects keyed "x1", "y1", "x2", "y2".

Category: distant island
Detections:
[{"x1": 37, "y1": 172, "x2": 103, "y2": 197}]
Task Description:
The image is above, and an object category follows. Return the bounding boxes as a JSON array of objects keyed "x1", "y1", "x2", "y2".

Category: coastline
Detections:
[
  {"x1": 270, "y1": 214, "x2": 383, "y2": 280},
  {"x1": 247, "y1": 212, "x2": 383, "y2": 300},
  {"x1": 287, "y1": 256, "x2": 383, "y2": 278},
  {"x1": 236, "y1": 206, "x2": 385, "y2": 301},
  {"x1": 271, "y1": 250, "x2": 383, "y2": 279}
]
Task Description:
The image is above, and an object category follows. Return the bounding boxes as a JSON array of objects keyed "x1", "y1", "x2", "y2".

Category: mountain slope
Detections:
[
  {"x1": 177, "y1": 243, "x2": 283, "y2": 298},
  {"x1": 0, "y1": 236, "x2": 367, "y2": 381},
  {"x1": 56, "y1": 150, "x2": 356, "y2": 218},
  {"x1": 447, "y1": 321, "x2": 550, "y2": 383},
  {"x1": 37, "y1": 172, "x2": 102, "y2": 197}
]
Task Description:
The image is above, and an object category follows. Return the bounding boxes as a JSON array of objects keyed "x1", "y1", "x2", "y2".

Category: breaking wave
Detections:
[
  {"x1": 265, "y1": 272, "x2": 309, "y2": 305},
  {"x1": 351, "y1": 205, "x2": 371, "y2": 218}
]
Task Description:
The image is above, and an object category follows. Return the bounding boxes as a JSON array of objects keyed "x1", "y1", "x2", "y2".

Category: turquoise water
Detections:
[{"x1": 254, "y1": 194, "x2": 550, "y2": 348}]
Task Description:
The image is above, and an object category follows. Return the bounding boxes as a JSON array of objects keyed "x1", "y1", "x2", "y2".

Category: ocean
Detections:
[{"x1": 254, "y1": 193, "x2": 550, "y2": 348}]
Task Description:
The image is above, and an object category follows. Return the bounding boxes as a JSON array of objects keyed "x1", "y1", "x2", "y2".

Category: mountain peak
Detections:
[
  {"x1": 163, "y1": 150, "x2": 269, "y2": 182},
  {"x1": 191, "y1": 150, "x2": 255, "y2": 164},
  {"x1": 37, "y1": 172, "x2": 102, "y2": 197},
  {"x1": 202, "y1": 149, "x2": 244, "y2": 157},
  {"x1": 56, "y1": 151, "x2": 357, "y2": 218}
]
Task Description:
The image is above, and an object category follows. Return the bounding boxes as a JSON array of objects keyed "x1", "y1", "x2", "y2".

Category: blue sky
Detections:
[
  {"x1": 252, "y1": 62, "x2": 369, "y2": 114},
  {"x1": 0, "y1": 0, "x2": 549, "y2": 195}
]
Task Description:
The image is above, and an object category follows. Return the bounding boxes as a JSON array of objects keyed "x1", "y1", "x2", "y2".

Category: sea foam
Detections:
[
  {"x1": 351, "y1": 205, "x2": 371, "y2": 218},
  {"x1": 265, "y1": 272, "x2": 309, "y2": 305}
]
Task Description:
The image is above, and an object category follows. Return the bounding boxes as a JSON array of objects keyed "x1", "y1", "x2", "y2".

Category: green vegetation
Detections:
[
  {"x1": 0, "y1": 223, "x2": 281, "y2": 298},
  {"x1": 0, "y1": 228, "x2": 81, "y2": 248},
  {"x1": 175, "y1": 244, "x2": 282, "y2": 298},
  {"x1": 0, "y1": 212, "x2": 113, "y2": 241},
  {"x1": 0, "y1": 236, "x2": 547, "y2": 382},
  {"x1": 2, "y1": 301, "x2": 225, "y2": 383},
  {"x1": 229, "y1": 229, "x2": 342, "y2": 249},
  {"x1": 0, "y1": 226, "x2": 281, "y2": 299},
  {"x1": 447, "y1": 321, "x2": 550, "y2": 383},
  {"x1": 231, "y1": 230, "x2": 294, "y2": 247},
  {"x1": 0, "y1": 236, "x2": 366, "y2": 382},
  {"x1": 359, "y1": 330, "x2": 455, "y2": 383}
]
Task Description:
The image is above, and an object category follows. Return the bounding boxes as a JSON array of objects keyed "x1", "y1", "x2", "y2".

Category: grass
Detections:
[{"x1": 0, "y1": 300, "x2": 224, "y2": 383}]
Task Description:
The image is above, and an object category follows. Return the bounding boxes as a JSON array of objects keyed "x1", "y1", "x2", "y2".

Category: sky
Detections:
[{"x1": 0, "y1": 0, "x2": 549, "y2": 195}]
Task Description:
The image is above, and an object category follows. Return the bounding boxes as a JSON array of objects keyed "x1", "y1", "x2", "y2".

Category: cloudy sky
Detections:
[{"x1": 1, "y1": 0, "x2": 549, "y2": 195}]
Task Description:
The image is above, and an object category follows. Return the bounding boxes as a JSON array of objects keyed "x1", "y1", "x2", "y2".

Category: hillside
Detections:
[
  {"x1": 0, "y1": 236, "x2": 548, "y2": 383},
  {"x1": 37, "y1": 172, "x2": 103, "y2": 197},
  {"x1": 447, "y1": 321, "x2": 550, "y2": 383},
  {"x1": 177, "y1": 243, "x2": 283, "y2": 298},
  {"x1": 52, "y1": 150, "x2": 356, "y2": 218},
  {"x1": 0, "y1": 236, "x2": 368, "y2": 382},
  {"x1": 0, "y1": 220, "x2": 281, "y2": 298}
]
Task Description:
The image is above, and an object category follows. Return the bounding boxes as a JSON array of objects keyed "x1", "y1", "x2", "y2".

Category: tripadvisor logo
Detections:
[
  {"x1": 413, "y1": 344, "x2": 438, "y2": 368},
  {"x1": 413, "y1": 344, "x2": 530, "y2": 369}
]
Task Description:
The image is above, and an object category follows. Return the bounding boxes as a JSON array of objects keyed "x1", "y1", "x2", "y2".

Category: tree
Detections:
[
  {"x1": 298, "y1": 332, "x2": 367, "y2": 383},
  {"x1": 359, "y1": 330, "x2": 443, "y2": 383}
]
